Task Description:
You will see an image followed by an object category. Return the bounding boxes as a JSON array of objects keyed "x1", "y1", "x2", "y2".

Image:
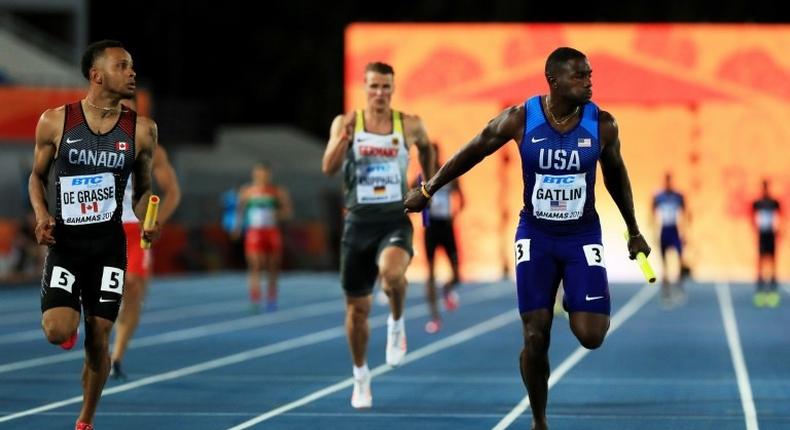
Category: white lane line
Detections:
[
  {"x1": 225, "y1": 310, "x2": 520, "y2": 430},
  {"x1": 491, "y1": 285, "x2": 657, "y2": 430},
  {"x1": 716, "y1": 282, "x2": 760, "y2": 430},
  {"x1": 0, "y1": 298, "x2": 340, "y2": 373},
  {"x1": 0, "y1": 299, "x2": 252, "y2": 345},
  {"x1": 0, "y1": 284, "x2": 510, "y2": 424}
]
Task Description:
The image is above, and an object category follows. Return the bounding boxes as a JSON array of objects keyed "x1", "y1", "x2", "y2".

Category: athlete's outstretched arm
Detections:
[
  {"x1": 598, "y1": 110, "x2": 650, "y2": 259},
  {"x1": 404, "y1": 105, "x2": 523, "y2": 213},
  {"x1": 132, "y1": 117, "x2": 157, "y2": 223},
  {"x1": 28, "y1": 108, "x2": 61, "y2": 245},
  {"x1": 404, "y1": 115, "x2": 435, "y2": 179},
  {"x1": 151, "y1": 145, "x2": 181, "y2": 225},
  {"x1": 322, "y1": 112, "x2": 354, "y2": 176}
]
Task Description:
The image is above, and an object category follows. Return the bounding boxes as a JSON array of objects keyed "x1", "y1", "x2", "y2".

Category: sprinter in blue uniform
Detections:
[
  {"x1": 405, "y1": 47, "x2": 650, "y2": 430},
  {"x1": 651, "y1": 173, "x2": 689, "y2": 307}
]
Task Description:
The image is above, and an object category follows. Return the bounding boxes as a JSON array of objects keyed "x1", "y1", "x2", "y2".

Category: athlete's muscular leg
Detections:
[
  {"x1": 425, "y1": 254, "x2": 440, "y2": 321},
  {"x1": 266, "y1": 250, "x2": 282, "y2": 301},
  {"x1": 42, "y1": 307, "x2": 81, "y2": 344},
  {"x1": 246, "y1": 253, "x2": 262, "y2": 301},
  {"x1": 112, "y1": 274, "x2": 145, "y2": 363},
  {"x1": 78, "y1": 315, "x2": 113, "y2": 424},
  {"x1": 569, "y1": 311, "x2": 609, "y2": 349},
  {"x1": 345, "y1": 295, "x2": 372, "y2": 366},
  {"x1": 378, "y1": 247, "x2": 411, "y2": 320},
  {"x1": 520, "y1": 309, "x2": 553, "y2": 430}
]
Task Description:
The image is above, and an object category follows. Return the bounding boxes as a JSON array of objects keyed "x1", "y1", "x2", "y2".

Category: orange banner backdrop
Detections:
[{"x1": 345, "y1": 23, "x2": 790, "y2": 282}]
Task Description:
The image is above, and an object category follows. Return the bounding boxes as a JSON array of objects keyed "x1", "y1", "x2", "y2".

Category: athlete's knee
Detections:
[
  {"x1": 379, "y1": 267, "x2": 406, "y2": 289},
  {"x1": 42, "y1": 321, "x2": 74, "y2": 345},
  {"x1": 522, "y1": 328, "x2": 549, "y2": 353},
  {"x1": 346, "y1": 302, "x2": 370, "y2": 325},
  {"x1": 575, "y1": 329, "x2": 606, "y2": 350}
]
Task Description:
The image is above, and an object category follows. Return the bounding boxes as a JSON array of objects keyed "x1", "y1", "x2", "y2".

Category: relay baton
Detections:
[
  {"x1": 624, "y1": 232, "x2": 656, "y2": 283},
  {"x1": 140, "y1": 195, "x2": 160, "y2": 249},
  {"x1": 417, "y1": 174, "x2": 430, "y2": 227}
]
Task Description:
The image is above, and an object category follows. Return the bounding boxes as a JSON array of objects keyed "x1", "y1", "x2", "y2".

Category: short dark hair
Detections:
[
  {"x1": 364, "y1": 62, "x2": 394, "y2": 76},
  {"x1": 545, "y1": 47, "x2": 586, "y2": 77},
  {"x1": 81, "y1": 40, "x2": 125, "y2": 80}
]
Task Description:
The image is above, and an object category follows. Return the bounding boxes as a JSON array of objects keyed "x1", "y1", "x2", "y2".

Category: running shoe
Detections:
[
  {"x1": 351, "y1": 372, "x2": 372, "y2": 409},
  {"x1": 443, "y1": 290, "x2": 459, "y2": 312},
  {"x1": 753, "y1": 292, "x2": 767, "y2": 308},
  {"x1": 75, "y1": 422, "x2": 93, "y2": 430},
  {"x1": 60, "y1": 328, "x2": 78, "y2": 350},
  {"x1": 110, "y1": 360, "x2": 127, "y2": 381},
  {"x1": 424, "y1": 319, "x2": 441, "y2": 334},
  {"x1": 765, "y1": 291, "x2": 781, "y2": 308},
  {"x1": 385, "y1": 322, "x2": 407, "y2": 367}
]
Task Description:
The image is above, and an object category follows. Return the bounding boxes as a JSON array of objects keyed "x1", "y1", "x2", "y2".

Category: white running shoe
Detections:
[
  {"x1": 386, "y1": 323, "x2": 407, "y2": 367},
  {"x1": 351, "y1": 373, "x2": 372, "y2": 409}
]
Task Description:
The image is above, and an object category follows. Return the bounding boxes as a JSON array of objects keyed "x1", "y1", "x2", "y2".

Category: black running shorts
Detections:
[
  {"x1": 40, "y1": 224, "x2": 127, "y2": 321},
  {"x1": 340, "y1": 217, "x2": 413, "y2": 297}
]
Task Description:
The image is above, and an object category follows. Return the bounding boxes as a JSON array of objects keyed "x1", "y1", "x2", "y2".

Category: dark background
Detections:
[{"x1": 26, "y1": 0, "x2": 785, "y2": 142}]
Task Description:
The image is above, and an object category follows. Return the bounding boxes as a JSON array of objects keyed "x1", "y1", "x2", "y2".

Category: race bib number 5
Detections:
[{"x1": 60, "y1": 173, "x2": 116, "y2": 225}]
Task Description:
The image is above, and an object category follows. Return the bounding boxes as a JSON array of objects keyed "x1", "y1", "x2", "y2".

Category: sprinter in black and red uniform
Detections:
[{"x1": 28, "y1": 40, "x2": 158, "y2": 430}]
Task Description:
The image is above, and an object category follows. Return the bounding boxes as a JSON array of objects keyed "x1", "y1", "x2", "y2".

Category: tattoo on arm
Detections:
[{"x1": 132, "y1": 122, "x2": 157, "y2": 220}]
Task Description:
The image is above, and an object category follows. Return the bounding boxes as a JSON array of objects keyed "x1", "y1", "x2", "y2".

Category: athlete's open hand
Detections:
[
  {"x1": 404, "y1": 187, "x2": 429, "y2": 213},
  {"x1": 34, "y1": 215, "x2": 56, "y2": 246},
  {"x1": 626, "y1": 233, "x2": 651, "y2": 260}
]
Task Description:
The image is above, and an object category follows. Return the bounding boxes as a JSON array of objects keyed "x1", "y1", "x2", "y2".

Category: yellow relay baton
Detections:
[
  {"x1": 624, "y1": 232, "x2": 656, "y2": 284},
  {"x1": 140, "y1": 195, "x2": 160, "y2": 249}
]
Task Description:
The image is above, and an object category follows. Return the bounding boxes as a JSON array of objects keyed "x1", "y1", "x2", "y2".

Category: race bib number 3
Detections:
[
  {"x1": 60, "y1": 173, "x2": 117, "y2": 225},
  {"x1": 583, "y1": 244, "x2": 606, "y2": 267},
  {"x1": 356, "y1": 162, "x2": 402, "y2": 204},
  {"x1": 532, "y1": 173, "x2": 587, "y2": 221},
  {"x1": 515, "y1": 239, "x2": 531, "y2": 265}
]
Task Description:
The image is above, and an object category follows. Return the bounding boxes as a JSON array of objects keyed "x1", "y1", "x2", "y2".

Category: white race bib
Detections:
[
  {"x1": 248, "y1": 207, "x2": 276, "y2": 228},
  {"x1": 531, "y1": 173, "x2": 586, "y2": 221},
  {"x1": 356, "y1": 162, "x2": 402, "y2": 204},
  {"x1": 756, "y1": 210, "x2": 776, "y2": 232},
  {"x1": 60, "y1": 173, "x2": 117, "y2": 225}
]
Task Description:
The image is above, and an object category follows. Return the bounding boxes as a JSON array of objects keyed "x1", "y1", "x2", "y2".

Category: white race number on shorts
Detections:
[
  {"x1": 50, "y1": 266, "x2": 76, "y2": 293},
  {"x1": 583, "y1": 244, "x2": 606, "y2": 267},
  {"x1": 515, "y1": 239, "x2": 531, "y2": 265},
  {"x1": 100, "y1": 267, "x2": 125, "y2": 295}
]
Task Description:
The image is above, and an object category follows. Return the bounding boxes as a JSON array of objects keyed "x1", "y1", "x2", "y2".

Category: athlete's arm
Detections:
[
  {"x1": 403, "y1": 114, "x2": 435, "y2": 179},
  {"x1": 133, "y1": 116, "x2": 157, "y2": 240},
  {"x1": 598, "y1": 110, "x2": 650, "y2": 259},
  {"x1": 151, "y1": 145, "x2": 181, "y2": 225},
  {"x1": 28, "y1": 108, "x2": 62, "y2": 245},
  {"x1": 277, "y1": 187, "x2": 294, "y2": 221},
  {"x1": 404, "y1": 105, "x2": 523, "y2": 213},
  {"x1": 322, "y1": 112, "x2": 355, "y2": 176},
  {"x1": 679, "y1": 195, "x2": 690, "y2": 244}
]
